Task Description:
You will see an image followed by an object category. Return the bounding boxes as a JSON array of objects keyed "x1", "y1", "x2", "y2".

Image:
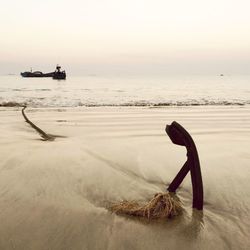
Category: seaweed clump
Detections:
[{"x1": 110, "y1": 192, "x2": 182, "y2": 220}]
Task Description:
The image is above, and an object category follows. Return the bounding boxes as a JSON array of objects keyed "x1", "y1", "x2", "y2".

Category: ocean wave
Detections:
[
  {"x1": 0, "y1": 100, "x2": 249, "y2": 108},
  {"x1": 35, "y1": 89, "x2": 51, "y2": 91},
  {"x1": 0, "y1": 101, "x2": 26, "y2": 107},
  {"x1": 80, "y1": 100, "x2": 248, "y2": 107},
  {"x1": 11, "y1": 88, "x2": 51, "y2": 92}
]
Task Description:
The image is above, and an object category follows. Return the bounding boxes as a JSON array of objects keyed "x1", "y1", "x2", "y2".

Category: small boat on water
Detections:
[{"x1": 20, "y1": 65, "x2": 66, "y2": 79}]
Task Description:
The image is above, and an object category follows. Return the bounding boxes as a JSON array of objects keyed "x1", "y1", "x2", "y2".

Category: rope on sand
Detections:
[
  {"x1": 21, "y1": 106, "x2": 54, "y2": 141},
  {"x1": 110, "y1": 193, "x2": 182, "y2": 219}
]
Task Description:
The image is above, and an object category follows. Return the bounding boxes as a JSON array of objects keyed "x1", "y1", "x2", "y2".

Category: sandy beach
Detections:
[{"x1": 0, "y1": 106, "x2": 250, "y2": 250}]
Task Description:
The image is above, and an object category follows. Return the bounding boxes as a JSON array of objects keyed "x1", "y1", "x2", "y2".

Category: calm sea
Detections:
[{"x1": 0, "y1": 74, "x2": 250, "y2": 107}]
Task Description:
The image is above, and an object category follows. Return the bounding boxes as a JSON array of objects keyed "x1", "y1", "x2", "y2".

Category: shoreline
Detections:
[{"x1": 0, "y1": 105, "x2": 249, "y2": 249}]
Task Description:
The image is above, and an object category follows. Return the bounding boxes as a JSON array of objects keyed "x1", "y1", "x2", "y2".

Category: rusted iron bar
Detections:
[{"x1": 166, "y1": 121, "x2": 203, "y2": 210}]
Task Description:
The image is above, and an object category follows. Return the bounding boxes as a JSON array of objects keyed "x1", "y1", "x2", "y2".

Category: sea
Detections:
[{"x1": 0, "y1": 74, "x2": 250, "y2": 107}]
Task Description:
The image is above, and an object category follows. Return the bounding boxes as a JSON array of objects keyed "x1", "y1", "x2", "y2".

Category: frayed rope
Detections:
[{"x1": 110, "y1": 192, "x2": 182, "y2": 220}]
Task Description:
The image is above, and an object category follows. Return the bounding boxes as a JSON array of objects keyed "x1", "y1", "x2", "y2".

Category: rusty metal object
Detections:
[{"x1": 166, "y1": 121, "x2": 203, "y2": 210}]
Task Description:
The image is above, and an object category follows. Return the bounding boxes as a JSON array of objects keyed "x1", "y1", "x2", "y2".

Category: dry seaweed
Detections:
[{"x1": 110, "y1": 192, "x2": 182, "y2": 220}]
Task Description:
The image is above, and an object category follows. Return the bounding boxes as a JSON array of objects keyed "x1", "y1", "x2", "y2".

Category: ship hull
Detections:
[{"x1": 20, "y1": 72, "x2": 54, "y2": 77}]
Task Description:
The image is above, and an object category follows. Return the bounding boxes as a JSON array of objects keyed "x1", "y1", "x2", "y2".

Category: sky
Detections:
[{"x1": 0, "y1": 0, "x2": 250, "y2": 75}]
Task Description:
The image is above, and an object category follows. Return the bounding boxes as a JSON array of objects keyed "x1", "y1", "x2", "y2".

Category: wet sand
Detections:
[{"x1": 0, "y1": 106, "x2": 250, "y2": 250}]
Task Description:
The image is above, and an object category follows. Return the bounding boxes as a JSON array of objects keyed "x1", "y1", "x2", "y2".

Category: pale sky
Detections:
[{"x1": 0, "y1": 0, "x2": 250, "y2": 75}]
